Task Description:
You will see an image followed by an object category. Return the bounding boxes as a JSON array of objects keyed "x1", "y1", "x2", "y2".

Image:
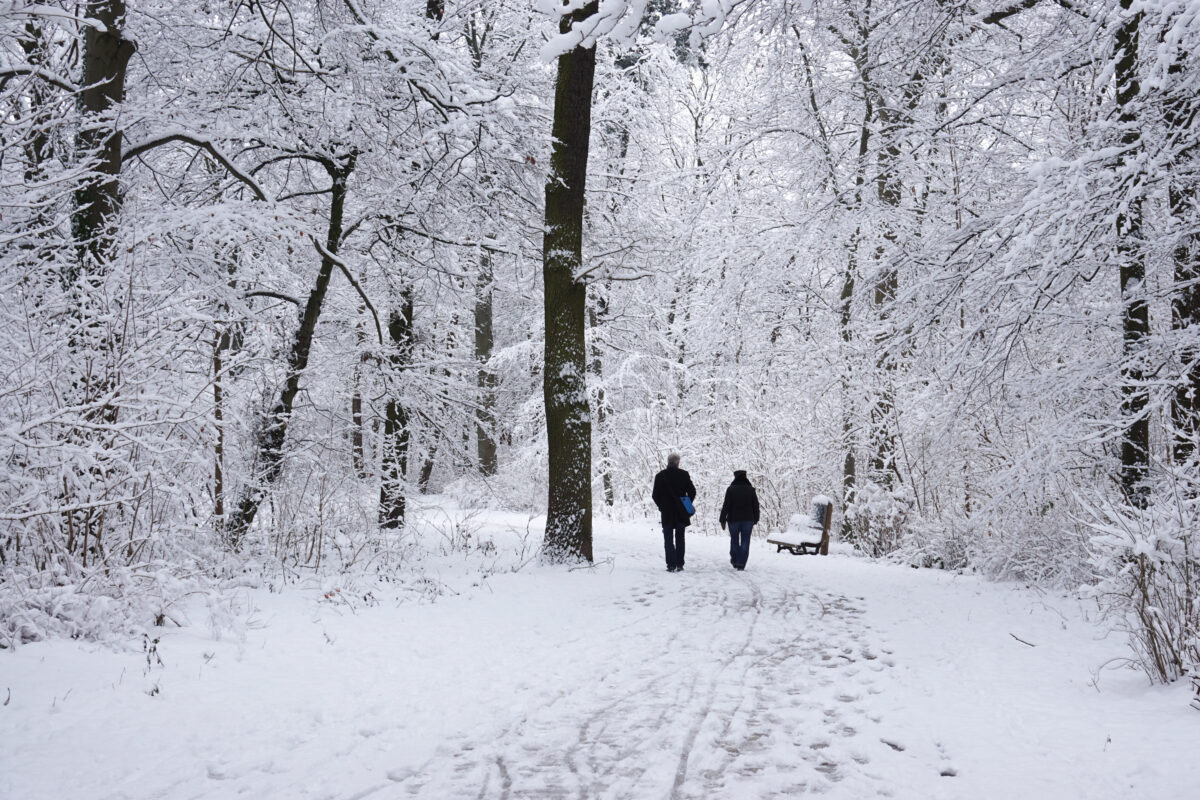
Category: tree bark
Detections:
[
  {"x1": 541, "y1": 2, "x2": 598, "y2": 563},
  {"x1": 223, "y1": 154, "x2": 355, "y2": 548}
]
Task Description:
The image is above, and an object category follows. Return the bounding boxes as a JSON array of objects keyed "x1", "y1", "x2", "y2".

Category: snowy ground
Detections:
[{"x1": 3, "y1": 504, "x2": 1197, "y2": 799}]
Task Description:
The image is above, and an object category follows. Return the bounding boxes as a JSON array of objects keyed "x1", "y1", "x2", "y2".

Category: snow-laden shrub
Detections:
[
  {"x1": 896, "y1": 518, "x2": 972, "y2": 571},
  {"x1": 0, "y1": 566, "x2": 145, "y2": 649},
  {"x1": 844, "y1": 482, "x2": 913, "y2": 557},
  {"x1": 1084, "y1": 489, "x2": 1200, "y2": 684},
  {"x1": 972, "y1": 500, "x2": 1091, "y2": 586},
  {"x1": 0, "y1": 562, "x2": 247, "y2": 650},
  {"x1": 892, "y1": 488, "x2": 1091, "y2": 586}
]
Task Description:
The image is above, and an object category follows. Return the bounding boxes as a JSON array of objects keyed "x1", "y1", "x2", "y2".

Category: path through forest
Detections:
[{"x1": 3, "y1": 509, "x2": 1197, "y2": 799}]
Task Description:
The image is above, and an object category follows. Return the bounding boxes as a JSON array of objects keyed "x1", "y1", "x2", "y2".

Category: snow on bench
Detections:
[{"x1": 767, "y1": 496, "x2": 833, "y2": 556}]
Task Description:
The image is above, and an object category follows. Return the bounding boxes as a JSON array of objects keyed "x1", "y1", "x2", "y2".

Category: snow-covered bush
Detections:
[
  {"x1": 896, "y1": 518, "x2": 972, "y2": 571},
  {"x1": 844, "y1": 482, "x2": 913, "y2": 558},
  {"x1": 1085, "y1": 487, "x2": 1200, "y2": 684},
  {"x1": 974, "y1": 499, "x2": 1092, "y2": 587}
]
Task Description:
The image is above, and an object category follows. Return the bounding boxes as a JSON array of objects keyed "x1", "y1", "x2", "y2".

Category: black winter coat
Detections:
[
  {"x1": 719, "y1": 475, "x2": 760, "y2": 524},
  {"x1": 652, "y1": 465, "x2": 697, "y2": 527}
]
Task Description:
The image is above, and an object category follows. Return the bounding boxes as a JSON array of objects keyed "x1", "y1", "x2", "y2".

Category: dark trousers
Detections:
[
  {"x1": 728, "y1": 520, "x2": 754, "y2": 568},
  {"x1": 662, "y1": 523, "x2": 686, "y2": 570}
]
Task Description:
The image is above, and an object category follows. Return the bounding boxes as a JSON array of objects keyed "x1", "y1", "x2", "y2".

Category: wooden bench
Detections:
[{"x1": 767, "y1": 497, "x2": 833, "y2": 556}]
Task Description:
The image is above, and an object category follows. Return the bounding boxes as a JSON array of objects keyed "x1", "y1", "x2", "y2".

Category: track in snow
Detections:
[{"x1": 379, "y1": 563, "x2": 939, "y2": 799}]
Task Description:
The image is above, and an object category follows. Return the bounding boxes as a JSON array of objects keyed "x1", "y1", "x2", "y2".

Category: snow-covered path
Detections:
[
  {"x1": 399, "y1": 567, "x2": 897, "y2": 799},
  {"x1": 3, "y1": 510, "x2": 1197, "y2": 799}
]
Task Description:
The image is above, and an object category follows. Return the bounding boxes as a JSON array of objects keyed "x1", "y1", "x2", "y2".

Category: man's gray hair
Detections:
[{"x1": 667, "y1": 453, "x2": 681, "y2": 467}]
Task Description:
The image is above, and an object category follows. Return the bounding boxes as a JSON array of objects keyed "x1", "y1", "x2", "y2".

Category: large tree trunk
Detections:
[
  {"x1": 541, "y1": 2, "x2": 598, "y2": 563},
  {"x1": 71, "y1": 0, "x2": 135, "y2": 284},
  {"x1": 223, "y1": 155, "x2": 355, "y2": 548},
  {"x1": 1114, "y1": 1, "x2": 1150, "y2": 504}
]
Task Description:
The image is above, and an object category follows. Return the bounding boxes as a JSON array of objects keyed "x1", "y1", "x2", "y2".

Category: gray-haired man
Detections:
[{"x1": 651, "y1": 453, "x2": 697, "y2": 572}]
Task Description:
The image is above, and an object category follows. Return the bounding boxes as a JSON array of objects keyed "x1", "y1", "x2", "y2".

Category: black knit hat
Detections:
[{"x1": 733, "y1": 469, "x2": 747, "y2": 479}]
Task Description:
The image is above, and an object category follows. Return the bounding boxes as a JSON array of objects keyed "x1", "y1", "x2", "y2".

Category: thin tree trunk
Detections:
[
  {"x1": 352, "y1": 318, "x2": 368, "y2": 478},
  {"x1": 1166, "y1": 47, "x2": 1200, "y2": 465},
  {"x1": 1171, "y1": 187, "x2": 1200, "y2": 465},
  {"x1": 418, "y1": 437, "x2": 438, "y2": 493},
  {"x1": 869, "y1": 102, "x2": 903, "y2": 491},
  {"x1": 17, "y1": 22, "x2": 56, "y2": 243},
  {"x1": 1115, "y1": 1, "x2": 1150, "y2": 504},
  {"x1": 351, "y1": 386, "x2": 366, "y2": 477},
  {"x1": 223, "y1": 154, "x2": 356, "y2": 548},
  {"x1": 841, "y1": 30, "x2": 872, "y2": 537},
  {"x1": 213, "y1": 334, "x2": 226, "y2": 523},
  {"x1": 589, "y1": 290, "x2": 614, "y2": 506},
  {"x1": 380, "y1": 287, "x2": 414, "y2": 528},
  {"x1": 475, "y1": 244, "x2": 498, "y2": 475},
  {"x1": 541, "y1": 1, "x2": 598, "y2": 563},
  {"x1": 841, "y1": 237, "x2": 858, "y2": 540}
]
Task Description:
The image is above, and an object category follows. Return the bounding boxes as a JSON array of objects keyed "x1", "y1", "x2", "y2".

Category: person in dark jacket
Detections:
[
  {"x1": 651, "y1": 453, "x2": 696, "y2": 572},
  {"x1": 719, "y1": 470, "x2": 760, "y2": 570}
]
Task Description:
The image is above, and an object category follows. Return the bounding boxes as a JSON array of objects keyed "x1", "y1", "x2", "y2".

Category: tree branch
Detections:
[
  {"x1": 312, "y1": 238, "x2": 384, "y2": 344},
  {"x1": 244, "y1": 289, "x2": 301, "y2": 305},
  {"x1": 122, "y1": 131, "x2": 269, "y2": 201},
  {"x1": 0, "y1": 66, "x2": 76, "y2": 93}
]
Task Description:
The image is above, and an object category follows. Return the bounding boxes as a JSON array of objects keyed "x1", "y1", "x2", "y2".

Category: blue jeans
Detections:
[
  {"x1": 662, "y1": 523, "x2": 686, "y2": 570},
  {"x1": 728, "y1": 521, "x2": 754, "y2": 568}
]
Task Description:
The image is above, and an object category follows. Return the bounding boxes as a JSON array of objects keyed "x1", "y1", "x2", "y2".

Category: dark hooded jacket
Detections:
[
  {"x1": 652, "y1": 464, "x2": 697, "y2": 527},
  {"x1": 719, "y1": 471, "x2": 760, "y2": 525}
]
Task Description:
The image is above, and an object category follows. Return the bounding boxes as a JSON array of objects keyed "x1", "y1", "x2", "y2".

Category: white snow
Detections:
[{"x1": 3, "y1": 503, "x2": 1197, "y2": 799}]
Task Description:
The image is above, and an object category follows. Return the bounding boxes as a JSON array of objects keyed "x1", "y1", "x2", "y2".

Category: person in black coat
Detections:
[
  {"x1": 719, "y1": 470, "x2": 760, "y2": 570},
  {"x1": 651, "y1": 453, "x2": 696, "y2": 572}
]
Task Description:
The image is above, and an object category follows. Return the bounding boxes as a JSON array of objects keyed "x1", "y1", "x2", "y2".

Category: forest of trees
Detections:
[{"x1": 1, "y1": 0, "x2": 1197, "y2": 683}]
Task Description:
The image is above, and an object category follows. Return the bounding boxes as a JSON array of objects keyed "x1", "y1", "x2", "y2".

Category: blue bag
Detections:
[{"x1": 680, "y1": 496, "x2": 695, "y2": 516}]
